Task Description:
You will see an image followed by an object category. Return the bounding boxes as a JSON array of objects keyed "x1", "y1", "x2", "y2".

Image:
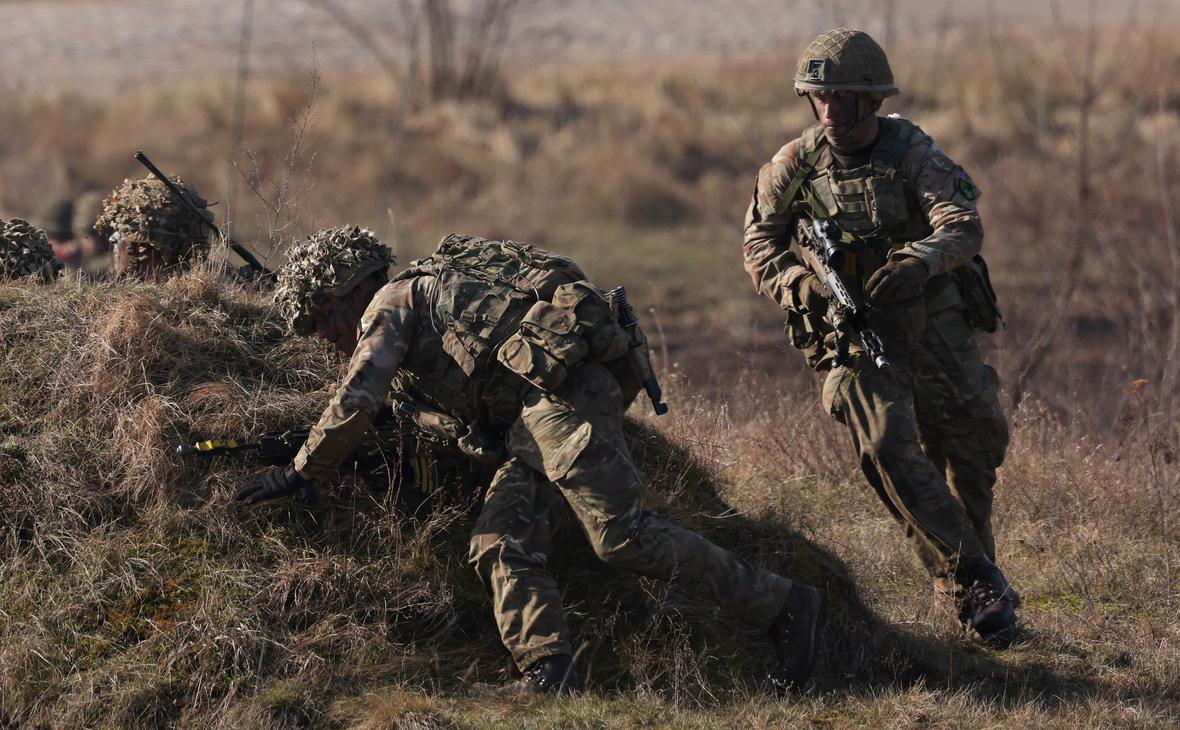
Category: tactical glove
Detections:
[
  {"x1": 234, "y1": 463, "x2": 314, "y2": 505},
  {"x1": 795, "y1": 273, "x2": 830, "y2": 315},
  {"x1": 865, "y1": 256, "x2": 929, "y2": 304}
]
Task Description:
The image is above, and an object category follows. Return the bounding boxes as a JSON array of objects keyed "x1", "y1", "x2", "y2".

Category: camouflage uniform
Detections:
[
  {"x1": 744, "y1": 31, "x2": 1009, "y2": 589},
  {"x1": 295, "y1": 234, "x2": 795, "y2": 670},
  {"x1": 0, "y1": 218, "x2": 63, "y2": 282}
]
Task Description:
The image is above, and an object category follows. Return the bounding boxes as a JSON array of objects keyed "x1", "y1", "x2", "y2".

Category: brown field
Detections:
[{"x1": 0, "y1": 1, "x2": 1178, "y2": 727}]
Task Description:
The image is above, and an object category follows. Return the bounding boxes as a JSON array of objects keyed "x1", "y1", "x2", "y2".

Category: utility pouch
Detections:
[
  {"x1": 551, "y1": 281, "x2": 631, "y2": 361},
  {"x1": 951, "y1": 255, "x2": 1002, "y2": 333},
  {"x1": 784, "y1": 308, "x2": 832, "y2": 371},
  {"x1": 497, "y1": 300, "x2": 587, "y2": 392},
  {"x1": 865, "y1": 174, "x2": 909, "y2": 226}
]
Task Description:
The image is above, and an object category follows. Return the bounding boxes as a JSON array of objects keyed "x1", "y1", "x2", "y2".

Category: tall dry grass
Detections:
[{"x1": 0, "y1": 271, "x2": 1176, "y2": 727}]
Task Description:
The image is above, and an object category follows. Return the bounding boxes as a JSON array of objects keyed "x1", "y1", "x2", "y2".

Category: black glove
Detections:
[
  {"x1": 796, "y1": 273, "x2": 829, "y2": 315},
  {"x1": 234, "y1": 463, "x2": 314, "y2": 505},
  {"x1": 865, "y1": 256, "x2": 929, "y2": 304}
]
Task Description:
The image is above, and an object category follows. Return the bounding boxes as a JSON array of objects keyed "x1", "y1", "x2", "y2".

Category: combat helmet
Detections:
[
  {"x1": 0, "y1": 218, "x2": 63, "y2": 281},
  {"x1": 793, "y1": 28, "x2": 898, "y2": 97},
  {"x1": 273, "y1": 225, "x2": 396, "y2": 335},
  {"x1": 94, "y1": 176, "x2": 214, "y2": 271}
]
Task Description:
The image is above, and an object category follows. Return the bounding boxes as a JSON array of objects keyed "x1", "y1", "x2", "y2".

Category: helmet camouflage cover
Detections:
[
  {"x1": 94, "y1": 176, "x2": 214, "y2": 267},
  {"x1": 273, "y1": 224, "x2": 396, "y2": 335},
  {"x1": 0, "y1": 218, "x2": 63, "y2": 281},
  {"x1": 793, "y1": 27, "x2": 898, "y2": 97}
]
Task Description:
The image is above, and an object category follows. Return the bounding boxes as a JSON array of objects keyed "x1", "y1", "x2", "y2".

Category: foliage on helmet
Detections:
[
  {"x1": 0, "y1": 218, "x2": 63, "y2": 281},
  {"x1": 793, "y1": 27, "x2": 898, "y2": 97},
  {"x1": 94, "y1": 176, "x2": 213, "y2": 268},
  {"x1": 273, "y1": 225, "x2": 396, "y2": 335}
]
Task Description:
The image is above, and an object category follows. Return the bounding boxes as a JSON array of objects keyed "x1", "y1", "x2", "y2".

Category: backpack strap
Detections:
[{"x1": 775, "y1": 126, "x2": 828, "y2": 218}]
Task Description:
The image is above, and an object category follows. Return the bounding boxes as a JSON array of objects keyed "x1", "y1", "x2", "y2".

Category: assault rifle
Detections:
[
  {"x1": 608, "y1": 286, "x2": 669, "y2": 415},
  {"x1": 797, "y1": 216, "x2": 891, "y2": 370},
  {"x1": 176, "y1": 402, "x2": 449, "y2": 472},
  {"x1": 134, "y1": 150, "x2": 273, "y2": 281}
]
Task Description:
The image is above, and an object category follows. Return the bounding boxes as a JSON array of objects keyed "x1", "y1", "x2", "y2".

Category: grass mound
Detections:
[
  {"x1": 2, "y1": 272, "x2": 1179, "y2": 728},
  {"x1": 0, "y1": 272, "x2": 841, "y2": 727}
]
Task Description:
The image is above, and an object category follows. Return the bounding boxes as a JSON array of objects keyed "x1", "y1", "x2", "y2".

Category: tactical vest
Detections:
[
  {"x1": 785, "y1": 117, "x2": 958, "y2": 310},
  {"x1": 390, "y1": 234, "x2": 588, "y2": 435}
]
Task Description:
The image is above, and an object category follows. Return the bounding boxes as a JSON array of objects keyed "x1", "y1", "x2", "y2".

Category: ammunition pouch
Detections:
[
  {"x1": 951, "y1": 255, "x2": 1001, "y2": 333},
  {"x1": 784, "y1": 307, "x2": 834, "y2": 371},
  {"x1": 496, "y1": 282, "x2": 631, "y2": 392}
]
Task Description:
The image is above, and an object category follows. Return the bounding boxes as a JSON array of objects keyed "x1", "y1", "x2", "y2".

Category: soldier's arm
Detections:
[
  {"x1": 294, "y1": 278, "x2": 424, "y2": 482},
  {"x1": 743, "y1": 140, "x2": 814, "y2": 311},
  {"x1": 894, "y1": 135, "x2": 985, "y2": 276}
]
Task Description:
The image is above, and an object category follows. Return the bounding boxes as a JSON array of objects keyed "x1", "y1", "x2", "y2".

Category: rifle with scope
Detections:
[{"x1": 796, "y1": 215, "x2": 891, "y2": 370}]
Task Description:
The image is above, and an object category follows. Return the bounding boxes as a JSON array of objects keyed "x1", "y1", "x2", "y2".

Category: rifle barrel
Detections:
[{"x1": 133, "y1": 151, "x2": 270, "y2": 276}]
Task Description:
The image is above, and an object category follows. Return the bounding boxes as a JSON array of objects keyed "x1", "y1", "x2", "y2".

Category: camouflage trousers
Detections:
[
  {"x1": 821, "y1": 306, "x2": 1009, "y2": 586},
  {"x1": 469, "y1": 363, "x2": 794, "y2": 670}
]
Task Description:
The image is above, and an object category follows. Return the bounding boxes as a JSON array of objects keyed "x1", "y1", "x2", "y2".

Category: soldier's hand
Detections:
[
  {"x1": 796, "y1": 273, "x2": 830, "y2": 315},
  {"x1": 234, "y1": 463, "x2": 314, "y2": 505},
  {"x1": 865, "y1": 256, "x2": 928, "y2": 304}
]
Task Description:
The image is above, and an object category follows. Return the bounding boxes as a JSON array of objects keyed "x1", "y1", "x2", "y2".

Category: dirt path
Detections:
[{"x1": 0, "y1": 0, "x2": 1152, "y2": 94}]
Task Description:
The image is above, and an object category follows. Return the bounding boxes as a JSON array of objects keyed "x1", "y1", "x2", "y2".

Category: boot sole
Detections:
[{"x1": 773, "y1": 587, "x2": 827, "y2": 691}]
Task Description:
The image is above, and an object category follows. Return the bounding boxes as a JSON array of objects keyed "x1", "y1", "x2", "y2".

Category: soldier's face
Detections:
[
  {"x1": 311, "y1": 295, "x2": 362, "y2": 355},
  {"x1": 811, "y1": 91, "x2": 861, "y2": 138}
]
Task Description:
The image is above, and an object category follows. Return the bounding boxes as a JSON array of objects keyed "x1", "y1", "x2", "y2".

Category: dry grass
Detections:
[
  {"x1": 0, "y1": 19, "x2": 1178, "y2": 730},
  {"x1": 1, "y1": 270, "x2": 1177, "y2": 727}
]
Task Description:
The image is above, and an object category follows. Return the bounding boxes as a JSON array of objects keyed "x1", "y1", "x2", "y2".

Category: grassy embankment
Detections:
[{"x1": 0, "y1": 26, "x2": 1178, "y2": 729}]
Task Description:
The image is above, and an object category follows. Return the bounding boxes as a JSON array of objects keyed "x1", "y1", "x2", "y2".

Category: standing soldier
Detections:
[
  {"x1": 0, "y1": 218, "x2": 63, "y2": 282},
  {"x1": 238, "y1": 232, "x2": 827, "y2": 694},
  {"x1": 743, "y1": 28, "x2": 1018, "y2": 647},
  {"x1": 94, "y1": 176, "x2": 213, "y2": 280}
]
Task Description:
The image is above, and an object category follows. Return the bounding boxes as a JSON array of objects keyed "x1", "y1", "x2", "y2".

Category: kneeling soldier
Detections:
[{"x1": 95, "y1": 175, "x2": 213, "y2": 280}]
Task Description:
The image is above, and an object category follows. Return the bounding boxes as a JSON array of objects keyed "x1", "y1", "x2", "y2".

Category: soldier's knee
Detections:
[{"x1": 588, "y1": 512, "x2": 649, "y2": 568}]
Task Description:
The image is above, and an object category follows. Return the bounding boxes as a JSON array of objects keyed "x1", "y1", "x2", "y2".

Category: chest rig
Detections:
[
  {"x1": 391, "y1": 234, "x2": 586, "y2": 433},
  {"x1": 783, "y1": 118, "x2": 933, "y2": 302}
]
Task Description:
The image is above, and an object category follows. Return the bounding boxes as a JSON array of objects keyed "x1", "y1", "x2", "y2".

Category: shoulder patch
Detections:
[{"x1": 953, "y1": 167, "x2": 980, "y2": 201}]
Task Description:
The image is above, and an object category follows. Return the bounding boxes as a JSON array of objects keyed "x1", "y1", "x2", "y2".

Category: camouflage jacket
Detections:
[
  {"x1": 743, "y1": 115, "x2": 984, "y2": 314},
  {"x1": 295, "y1": 277, "x2": 427, "y2": 481},
  {"x1": 294, "y1": 235, "x2": 590, "y2": 482}
]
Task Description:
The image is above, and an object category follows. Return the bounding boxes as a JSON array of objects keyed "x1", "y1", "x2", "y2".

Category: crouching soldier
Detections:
[{"x1": 237, "y1": 231, "x2": 827, "y2": 694}]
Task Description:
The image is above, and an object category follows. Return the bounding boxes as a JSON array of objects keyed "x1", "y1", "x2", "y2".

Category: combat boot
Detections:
[
  {"x1": 955, "y1": 555, "x2": 1020, "y2": 649},
  {"x1": 502, "y1": 653, "x2": 581, "y2": 696},
  {"x1": 768, "y1": 583, "x2": 826, "y2": 691}
]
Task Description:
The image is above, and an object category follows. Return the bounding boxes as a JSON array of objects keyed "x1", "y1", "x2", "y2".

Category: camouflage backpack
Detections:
[
  {"x1": 393, "y1": 234, "x2": 631, "y2": 421},
  {"x1": 396, "y1": 233, "x2": 623, "y2": 375}
]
